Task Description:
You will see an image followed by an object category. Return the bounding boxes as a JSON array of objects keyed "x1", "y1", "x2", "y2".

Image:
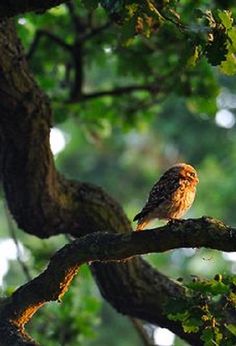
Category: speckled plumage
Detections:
[{"x1": 133, "y1": 163, "x2": 199, "y2": 231}]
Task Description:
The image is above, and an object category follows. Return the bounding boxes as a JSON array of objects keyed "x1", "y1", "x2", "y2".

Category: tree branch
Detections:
[
  {"x1": 80, "y1": 22, "x2": 112, "y2": 41},
  {"x1": 68, "y1": 84, "x2": 160, "y2": 102},
  {"x1": 66, "y1": 1, "x2": 85, "y2": 33},
  {"x1": 0, "y1": 216, "x2": 234, "y2": 345},
  {"x1": 0, "y1": 0, "x2": 69, "y2": 19},
  {"x1": 66, "y1": 2, "x2": 111, "y2": 42},
  {"x1": 27, "y1": 29, "x2": 72, "y2": 59},
  {"x1": 0, "y1": 322, "x2": 39, "y2": 346}
]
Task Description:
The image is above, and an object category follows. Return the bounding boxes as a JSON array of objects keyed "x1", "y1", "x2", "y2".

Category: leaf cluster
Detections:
[
  {"x1": 189, "y1": 9, "x2": 236, "y2": 75},
  {"x1": 165, "y1": 275, "x2": 236, "y2": 345},
  {"x1": 15, "y1": 1, "x2": 236, "y2": 133},
  {"x1": 82, "y1": 1, "x2": 236, "y2": 74}
]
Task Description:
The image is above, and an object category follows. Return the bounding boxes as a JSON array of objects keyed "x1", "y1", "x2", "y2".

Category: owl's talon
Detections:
[{"x1": 168, "y1": 218, "x2": 183, "y2": 225}]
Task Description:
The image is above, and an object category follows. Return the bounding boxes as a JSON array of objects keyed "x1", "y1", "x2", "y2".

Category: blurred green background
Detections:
[{"x1": 1, "y1": 1, "x2": 236, "y2": 345}]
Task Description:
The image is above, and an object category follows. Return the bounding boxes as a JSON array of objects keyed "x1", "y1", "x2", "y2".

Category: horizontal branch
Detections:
[
  {"x1": 0, "y1": 0, "x2": 69, "y2": 19},
  {"x1": 0, "y1": 216, "x2": 234, "y2": 343},
  {"x1": 69, "y1": 83, "x2": 160, "y2": 102}
]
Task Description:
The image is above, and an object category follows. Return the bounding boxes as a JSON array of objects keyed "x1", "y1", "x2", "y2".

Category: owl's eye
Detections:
[{"x1": 186, "y1": 171, "x2": 195, "y2": 178}]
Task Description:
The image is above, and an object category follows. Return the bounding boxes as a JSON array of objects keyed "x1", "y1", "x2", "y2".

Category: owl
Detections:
[{"x1": 133, "y1": 163, "x2": 199, "y2": 231}]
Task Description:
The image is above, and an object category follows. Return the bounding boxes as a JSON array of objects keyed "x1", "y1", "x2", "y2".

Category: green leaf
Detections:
[
  {"x1": 120, "y1": 16, "x2": 137, "y2": 44},
  {"x1": 209, "y1": 281, "x2": 230, "y2": 295},
  {"x1": 215, "y1": 327, "x2": 223, "y2": 344},
  {"x1": 226, "y1": 324, "x2": 236, "y2": 336},
  {"x1": 187, "y1": 45, "x2": 201, "y2": 67},
  {"x1": 219, "y1": 25, "x2": 236, "y2": 75},
  {"x1": 218, "y1": 10, "x2": 233, "y2": 30},
  {"x1": 228, "y1": 27, "x2": 236, "y2": 51},
  {"x1": 165, "y1": 298, "x2": 188, "y2": 316},
  {"x1": 187, "y1": 279, "x2": 230, "y2": 295},
  {"x1": 228, "y1": 292, "x2": 236, "y2": 305},
  {"x1": 168, "y1": 311, "x2": 189, "y2": 321},
  {"x1": 182, "y1": 317, "x2": 203, "y2": 333},
  {"x1": 220, "y1": 53, "x2": 236, "y2": 75},
  {"x1": 201, "y1": 328, "x2": 215, "y2": 346}
]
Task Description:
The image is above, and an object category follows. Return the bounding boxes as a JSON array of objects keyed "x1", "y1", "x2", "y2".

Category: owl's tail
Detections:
[
  {"x1": 135, "y1": 218, "x2": 150, "y2": 231},
  {"x1": 135, "y1": 221, "x2": 146, "y2": 231},
  {"x1": 133, "y1": 211, "x2": 150, "y2": 231}
]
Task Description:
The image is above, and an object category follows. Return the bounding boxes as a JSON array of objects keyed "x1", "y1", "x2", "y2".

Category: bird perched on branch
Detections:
[{"x1": 133, "y1": 163, "x2": 199, "y2": 231}]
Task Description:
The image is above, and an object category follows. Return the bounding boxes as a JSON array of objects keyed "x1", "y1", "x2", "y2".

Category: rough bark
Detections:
[
  {"x1": 0, "y1": 219, "x2": 235, "y2": 345},
  {"x1": 0, "y1": 18, "x2": 235, "y2": 346}
]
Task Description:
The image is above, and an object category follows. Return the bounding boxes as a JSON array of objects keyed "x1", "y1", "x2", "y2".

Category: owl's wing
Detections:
[{"x1": 133, "y1": 174, "x2": 180, "y2": 221}]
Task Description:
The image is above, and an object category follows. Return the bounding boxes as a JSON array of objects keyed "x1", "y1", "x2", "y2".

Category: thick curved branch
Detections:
[
  {"x1": 0, "y1": 217, "x2": 234, "y2": 345},
  {"x1": 0, "y1": 322, "x2": 39, "y2": 346},
  {"x1": 0, "y1": 0, "x2": 69, "y2": 19},
  {"x1": 5, "y1": 217, "x2": 236, "y2": 325}
]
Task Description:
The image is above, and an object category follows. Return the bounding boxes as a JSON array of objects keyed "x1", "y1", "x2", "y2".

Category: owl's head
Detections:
[{"x1": 167, "y1": 163, "x2": 199, "y2": 186}]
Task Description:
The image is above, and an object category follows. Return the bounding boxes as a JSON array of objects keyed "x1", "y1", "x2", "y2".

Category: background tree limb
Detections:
[{"x1": 0, "y1": 0, "x2": 69, "y2": 19}]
